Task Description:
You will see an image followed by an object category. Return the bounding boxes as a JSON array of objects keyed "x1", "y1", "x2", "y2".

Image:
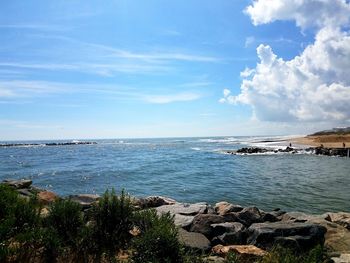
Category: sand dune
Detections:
[{"x1": 292, "y1": 134, "x2": 350, "y2": 148}]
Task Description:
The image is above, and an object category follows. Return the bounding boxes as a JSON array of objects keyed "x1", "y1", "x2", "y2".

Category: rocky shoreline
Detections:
[
  {"x1": 0, "y1": 141, "x2": 97, "y2": 147},
  {"x1": 226, "y1": 146, "x2": 350, "y2": 157},
  {"x1": 2, "y1": 179, "x2": 350, "y2": 262}
]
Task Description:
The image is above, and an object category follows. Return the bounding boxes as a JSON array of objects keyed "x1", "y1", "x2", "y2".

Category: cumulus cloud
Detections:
[
  {"x1": 221, "y1": 0, "x2": 350, "y2": 123},
  {"x1": 245, "y1": 0, "x2": 350, "y2": 30}
]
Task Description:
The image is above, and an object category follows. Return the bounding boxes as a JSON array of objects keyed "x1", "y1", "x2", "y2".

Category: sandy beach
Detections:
[{"x1": 292, "y1": 134, "x2": 350, "y2": 148}]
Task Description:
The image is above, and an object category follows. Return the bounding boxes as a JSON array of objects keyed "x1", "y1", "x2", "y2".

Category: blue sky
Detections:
[{"x1": 1, "y1": 0, "x2": 349, "y2": 140}]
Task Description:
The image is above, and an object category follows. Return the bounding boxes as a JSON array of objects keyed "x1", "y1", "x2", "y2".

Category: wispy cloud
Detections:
[
  {"x1": 0, "y1": 35, "x2": 221, "y2": 77},
  {"x1": 0, "y1": 24, "x2": 70, "y2": 31},
  {"x1": 142, "y1": 92, "x2": 202, "y2": 104}
]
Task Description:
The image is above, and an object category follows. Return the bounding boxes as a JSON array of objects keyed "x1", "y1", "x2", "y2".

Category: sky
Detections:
[{"x1": 0, "y1": 0, "x2": 349, "y2": 140}]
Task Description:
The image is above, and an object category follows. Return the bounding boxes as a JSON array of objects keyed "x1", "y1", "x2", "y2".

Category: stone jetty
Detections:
[
  {"x1": 2, "y1": 179, "x2": 350, "y2": 262},
  {"x1": 226, "y1": 146, "x2": 350, "y2": 157},
  {"x1": 0, "y1": 141, "x2": 97, "y2": 147}
]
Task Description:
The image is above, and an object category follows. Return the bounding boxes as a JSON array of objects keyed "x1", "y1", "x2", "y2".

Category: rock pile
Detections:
[{"x1": 2, "y1": 179, "x2": 350, "y2": 262}]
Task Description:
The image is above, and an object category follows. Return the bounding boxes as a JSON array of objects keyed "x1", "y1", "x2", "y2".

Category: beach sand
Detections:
[{"x1": 292, "y1": 134, "x2": 350, "y2": 148}]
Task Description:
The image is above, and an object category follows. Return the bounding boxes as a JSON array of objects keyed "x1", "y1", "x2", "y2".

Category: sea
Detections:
[{"x1": 1, "y1": 136, "x2": 349, "y2": 214}]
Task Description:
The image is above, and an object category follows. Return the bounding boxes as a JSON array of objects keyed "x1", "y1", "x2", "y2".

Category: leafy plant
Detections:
[
  {"x1": 45, "y1": 198, "x2": 84, "y2": 247},
  {"x1": 132, "y1": 209, "x2": 183, "y2": 263},
  {"x1": 89, "y1": 189, "x2": 134, "y2": 260}
]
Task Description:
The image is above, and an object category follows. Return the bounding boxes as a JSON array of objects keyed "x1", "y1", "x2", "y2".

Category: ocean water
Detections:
[{"x1": 0, "y1": 136, "x2": 349, "y2": 214}]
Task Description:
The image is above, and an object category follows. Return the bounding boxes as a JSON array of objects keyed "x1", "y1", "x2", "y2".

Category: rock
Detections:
[
  {"x1": 136, "y1": 196, "x2": 176, "y2": 208},
  {"x1": 325, "y1": 212, "x2": 350, "y2": 230},
  {"x1": 38, "y1": 191, "x2": 58, "y2": 205},
  {"x1": 202, "y1": 256, "x2": 225, "y2": 263},
  {"x1": 190, "y1": 214, "x2": 225, "y2": 238},
  {"x1": 178, "y1": 228, "x2": 211, "y2": 252},
  {"x1": 236, "y1": 147, "x2": 269, "y2": 154},
  {"x1": 69, "y1": 194, "x2": 100, "y2": 209},
  {"x1": 156, "y1": 202, "x2": 208, "y2": 216},
  {"x1": 211, "y1": 222, "x2": 246, "y2": 245},
  {"x1": 17, "y1": 188, "x2": 33, "y2": 197},
  {"x1": 281, "y1": 212, "x2": 350, "y2": 253},
  {"x1": 174, "y1": 214, "x2": 195, "y2": 229},
  {"x1": 40, "y1": 207, "x2": 50, "y2": 218},
  {"x1": 332, "y1": 254, "x2": 350, "y2": 263},
  {"x1": 262, "y1": 211, "x2": 284, "y2": 222},
  {"x1": 247, "y1": 222, "x2": 327, "y2": 251},
  {"x1": 212, "y1": 244, "x2": 267, "y2": 262},
  {"x1": 236, "y1": 207, "x2": 264, "y2": 226},
  {"x1": 214, "y1": 202, "x2": 243, "y2": 215},
  {"x1": 3, "y1": 179, "x2": 32, "y2": 189}
]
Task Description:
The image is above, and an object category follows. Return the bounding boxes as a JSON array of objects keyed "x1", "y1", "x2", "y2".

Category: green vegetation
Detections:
[
  {"x1": 0, "y1": 185, "x2": 330, "y2": 263},
  {"x1": 133, "y1": 209, "x2": 183, "y2": 263},
  {"x1": 258, "y1": 245, "x2": 326, "y2": 263}
]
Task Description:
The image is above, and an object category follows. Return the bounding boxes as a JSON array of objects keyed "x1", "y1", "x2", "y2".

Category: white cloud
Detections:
[
  {"x1": 245, "y1": 0, "x2": 350, "y2": 30},
  {"x1": 144, "y1": 92, "x2": 202, "y2": 104},
  {"x1": 221, "y1": 0, "x2": 350, "y2": 123}
]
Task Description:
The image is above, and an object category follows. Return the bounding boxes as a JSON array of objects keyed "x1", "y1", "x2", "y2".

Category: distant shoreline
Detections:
[{"x1": 291, "y1": 134, "x2": 350, "y2": 148}]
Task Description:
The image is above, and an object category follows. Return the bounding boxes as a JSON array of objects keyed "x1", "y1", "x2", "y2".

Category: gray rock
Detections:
[
  {"x1": 156, "y1": 202, "x2": 208, "y2": 216},
  {"x1": 211, "y1": 222, "x2": 246, "y2": 245},
  {"x1": 236, "y1": 207, "x2": 264, "y2": 226},
  {"x1": 3, "y1": 179, "x2": 32, "y2": 189},
  {"x1": 262, "y1": 211, "x2": 284, "y2": 222},
  {"x1": 190, "y1": 214, "x2": 225, "y2": 238},
  {"x1": 247, "y1": 222, "x2": 327, "y2": 251},
  {"x1": 202, "y1": 256, "x2": 225, "y2": 263},
  {"x1": 214, "y1": 201, "x2": 243, "y2": 215},
  {"x1": 178, "y1": 228, "x2": 211, "y2": 252},
  {"x1": 17, "y1": 188, "x2": 33, "y2": 197},
  {"x1": 174, "y1": 214, "x2": 195, "y2": 229},
  {"x1": 332, "y1": 253, "x2": 350, "y2": 263},
  {"x1": 69, "y1": 194, "x2": 100, "y2": 209},
  {"x1": 136, "y1": 196, "x2": 176, "y2": 208}
]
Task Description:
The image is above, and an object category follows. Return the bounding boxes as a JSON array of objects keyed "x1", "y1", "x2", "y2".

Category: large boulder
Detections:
[
  {"x1": 247, "y1": 222, "x2": 327, "y2": 251},
  {"x1": 211, "y1": 222, "x2": 246, "y2": 245},
  {"x1": 135, "y1": 196, "x2": 176, "y2": 209},
  {"x1": 281, "y1": 212, "x2": 350, "y2": 254},
  {"x1": 3, "y1": 179, "x2": 32, "y2": 189},
  {"x1": 325, "y1": 212, "x2": 350, "y2": 230},
  {"x1": 156, "y1": 202, "x2": 208, "y2": 216},
  {"x1": 174, "y1": 214, "x2": 195, "y2": 229},
  {"x1": 69, "y1": 194, "x2": 100, "y2": 209},
  {"x1": 212, "y1": 244, "x2": 267, "y2": 262},
  {"x1": 214, "y1": 202, "x2": 243, "y2": 215},
  {"x1": 236, "y1": 207, "x2": 264, "y2": 226},
  {"x1": 38, "y1": 190, "x2": 59, "y2": 205},
  {"x1": 178, "y1": 228, "x2": 211, "y2": 252},
  {"x1": 190, "y1": 214, "x2": 225, "y2": 238}
]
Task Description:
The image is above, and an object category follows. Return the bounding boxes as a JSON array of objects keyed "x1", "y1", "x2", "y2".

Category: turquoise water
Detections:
[{"x1": 0, "y1": 137, "x2": 349, "y2": 214}]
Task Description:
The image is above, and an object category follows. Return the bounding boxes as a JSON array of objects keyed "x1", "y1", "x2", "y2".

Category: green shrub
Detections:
[
  {"x1": 132, "y1": 209, "x2": 183, "y2": 263},
  {"x1": 89, "y1": 189, "x2": 134, "y2": 259},
  {"x1": 45, "y1": 199, "x2": 84, "y2": 247}
]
